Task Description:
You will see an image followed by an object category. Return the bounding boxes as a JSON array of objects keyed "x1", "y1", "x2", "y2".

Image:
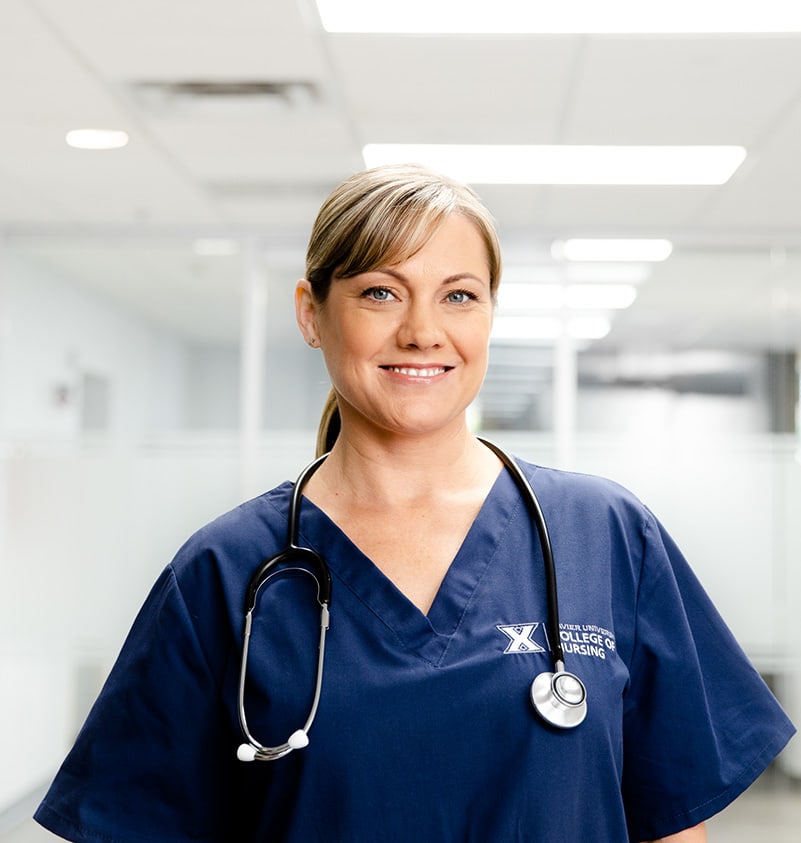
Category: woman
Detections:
[{"x1": 36, "y1": 165, "x2": 793, "y2": 842}]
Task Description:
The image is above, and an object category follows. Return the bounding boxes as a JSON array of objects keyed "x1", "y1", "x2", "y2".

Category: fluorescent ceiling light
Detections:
[
  {"x1": 502, "y1": 263, "x2": 652, "y2": 285},
  {"x1": 568, "y1": 317, "x2": 612, "y2": 339},
  {"x1": 492, "y1": 315, "x2": 611, "y2": 341},
  {"x1": 317, "y1": 1, "x2": 801, "y2": 33},
  {"x1": 498, "y1": 284, "x2": 565, "y2": 310},
  {"x1": 493, "y1": 316, "x2": 562, "y2": 340},
  {"x1": 66, "y1": 129, "x2": 129, "y2": 150},
  {"x1": 362, "y1": 144, "x2": 745, "y2": 185},
  {"x1": 499, "y1": 283, "x2": 637, "y2": 311},
  {"x1": 554, "y1": 239, "x2": 673, "y2": 262},
  {"x1": 566, "y1": 284, "x2": 637, "y2": 309},
  {"x1": 501, "y1": 265, "x2": 562, "y2": 285},
  {"x1": 564, "y1": 263, "x2": 652, "y2": 284}
]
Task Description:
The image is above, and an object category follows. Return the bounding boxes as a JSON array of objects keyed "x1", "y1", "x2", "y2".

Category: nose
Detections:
[{"x1": 396, "y1": 299, "x2": 443, "y2": 350}]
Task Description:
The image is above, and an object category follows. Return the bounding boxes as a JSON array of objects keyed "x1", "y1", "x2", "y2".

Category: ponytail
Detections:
[{"x1": 315, "y1": 388, "x2": 341, "y2": 457}]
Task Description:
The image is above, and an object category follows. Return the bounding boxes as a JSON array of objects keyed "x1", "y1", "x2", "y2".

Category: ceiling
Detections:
[{"x1": 3, "y1": 1, "x2": 801, "y2": 424}]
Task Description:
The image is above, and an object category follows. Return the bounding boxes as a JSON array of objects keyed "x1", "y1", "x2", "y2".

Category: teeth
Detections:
[{"x1": 387, "y1": 366, "x2": 445, "y2": 377}]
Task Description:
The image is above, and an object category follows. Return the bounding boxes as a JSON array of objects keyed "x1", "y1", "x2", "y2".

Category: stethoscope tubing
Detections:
[
  {"x1": 476, "y1": 438, "x2": 567, "y2": 670},
  {"x1": 243, "y1": 452, "x2": 332, "y2": 615},
  {"x1": 237, "y1": 438, "x2": 587, "y2": 760},
  {"x1": 237, "y1": 452, "x2": 331, "y2": 761}
]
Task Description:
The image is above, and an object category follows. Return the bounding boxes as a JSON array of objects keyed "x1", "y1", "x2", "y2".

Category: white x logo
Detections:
[{"x1": 497, "y1": 623, "x2": 546, "y2": 654}]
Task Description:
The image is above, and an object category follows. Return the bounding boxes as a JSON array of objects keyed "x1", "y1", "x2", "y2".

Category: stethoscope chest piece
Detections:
[{"x1": 530, "y1": 668, "x2": 588, "y2": 729}]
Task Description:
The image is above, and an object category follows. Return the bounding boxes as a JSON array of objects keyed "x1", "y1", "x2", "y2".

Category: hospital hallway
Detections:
[{"x1": 2, "y1": 765, "x2": 799, "y2": 842}]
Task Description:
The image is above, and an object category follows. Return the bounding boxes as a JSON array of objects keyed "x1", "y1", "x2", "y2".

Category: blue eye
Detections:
[
  {"x1": 363, "y1": 287, "x2": 394, "y2": 302},
  {"x1": 446, "y1": 289, "x2": 477, "y2": 304}
]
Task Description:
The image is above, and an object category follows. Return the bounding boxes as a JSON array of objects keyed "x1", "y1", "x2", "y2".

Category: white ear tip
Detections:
[
  {"x1": 237, "y1": 743, "x2": 258, "y2": 762},
  {"x1": 288, "y1": 729, "x2": 309, "y2": 749}
]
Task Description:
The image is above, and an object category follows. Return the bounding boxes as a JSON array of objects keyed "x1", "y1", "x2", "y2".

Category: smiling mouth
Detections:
[{"x1": 381, "y1": 366, "x2": 452, "y2": 377}]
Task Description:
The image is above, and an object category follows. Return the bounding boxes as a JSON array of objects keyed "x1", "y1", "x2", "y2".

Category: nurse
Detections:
[{"x1": 36, "y1": 164, "x2": 794, "y2": 842}]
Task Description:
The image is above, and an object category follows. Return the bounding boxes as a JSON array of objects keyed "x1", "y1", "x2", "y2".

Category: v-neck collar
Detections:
[{"x1": 297, "y1": 466, "x2": 523, "y2": 665}]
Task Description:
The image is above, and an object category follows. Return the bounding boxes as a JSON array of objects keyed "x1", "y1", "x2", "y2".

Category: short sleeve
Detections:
[
  {"x1": 621, "y1": 511, "x2": 795, "y2": 840},
  {"x1": 34, "y1": 566, "x2": 241, "y2": 843}
]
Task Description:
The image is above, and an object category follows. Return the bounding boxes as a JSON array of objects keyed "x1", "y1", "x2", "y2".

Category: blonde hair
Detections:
[{"x1": 306, "y1": 163, "x2": 502, "y2": 456}]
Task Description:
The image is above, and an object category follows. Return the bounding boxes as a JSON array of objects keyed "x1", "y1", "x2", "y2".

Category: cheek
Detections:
[
  {"x1": 329, "y1": 311, "x2": 386, "y2": 355},
  {"x1": 458, "y1": 317, "x2": 493, "y2": 356},
  {"x1": 319, "y1": 318, "x2": 379, "y2": 382}
]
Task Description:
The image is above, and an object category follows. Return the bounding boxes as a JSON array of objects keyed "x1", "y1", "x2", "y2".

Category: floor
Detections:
[{"x1": 3, "y1": 768, "x2": 799, "y2": 841}]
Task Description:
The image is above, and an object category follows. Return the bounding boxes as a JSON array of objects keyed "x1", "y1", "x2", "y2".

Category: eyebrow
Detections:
[{"x1": 368, "y1": 268, "x2": 489, "y2": 286}]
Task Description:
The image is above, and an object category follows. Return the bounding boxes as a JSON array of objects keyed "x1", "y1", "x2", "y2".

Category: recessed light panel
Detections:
[
  {"x1": 492, "y1": 316, "x2": 563, "y2": 341},
  {"x1": 66, "y1": 129, "x2": 129, "y2": 150},
  {"x1": 497, "y1": 284, "x2": 565, "y2": 311},
  {"x1": 318, "y1": 1, "x2": 801, "y2": 34},
  {"x1": 491, "y1": 315, "x2": 611, "y2": 341},
  {"x1": 498, "y1": 283, "x2": 637, "y2": 311},
  {"x1": 363, "y1": 144, "x2": 745, "y2": 186},
  {"x1": 566, "y1": 284, "x2": 638, "y2": 309}
]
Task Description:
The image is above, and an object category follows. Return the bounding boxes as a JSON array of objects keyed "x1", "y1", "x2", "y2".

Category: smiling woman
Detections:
[
  {"x1": 298, "y1": 163, "x2": 501, "y2": 455},
  {"x1": 296, "y1": 213, "x2": 495, "y2": 449},
  {"x1": 34, "y1": 164, "x2": 794, "y2": 843}
]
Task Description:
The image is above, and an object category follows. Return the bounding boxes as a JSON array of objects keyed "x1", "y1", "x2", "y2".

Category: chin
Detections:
[{"x1": 382, "y1": 413, "x2": 468, "y2": 440}]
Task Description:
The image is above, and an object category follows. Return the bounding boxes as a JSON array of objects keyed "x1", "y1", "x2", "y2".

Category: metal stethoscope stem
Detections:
[{"x1": 237, "y1": 571, "x2": 330, "y2": 762}]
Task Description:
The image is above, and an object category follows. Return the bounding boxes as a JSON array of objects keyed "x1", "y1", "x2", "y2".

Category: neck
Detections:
[{"x1": 310, "y1": 424, "x2": 500, "y2": 508}]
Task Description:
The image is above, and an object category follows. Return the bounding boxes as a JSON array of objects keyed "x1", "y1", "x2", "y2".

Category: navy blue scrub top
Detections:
[{"x1": 35, "y1": 459, "x2": 795, "y2": 842}]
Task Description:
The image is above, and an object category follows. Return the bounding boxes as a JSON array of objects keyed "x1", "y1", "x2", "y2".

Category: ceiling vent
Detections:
[{"x1": 131, "y1": 80, "x2": 322, "y2": 117}]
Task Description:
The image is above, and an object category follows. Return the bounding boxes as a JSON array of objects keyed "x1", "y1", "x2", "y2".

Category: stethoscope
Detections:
[{"x1": 237, "y1": 438, "x2": 587, "y2": 762}]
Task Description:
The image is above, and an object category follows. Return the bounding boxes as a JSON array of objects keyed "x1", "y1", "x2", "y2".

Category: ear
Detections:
[{"x1": 295, "y1": 279, "x2": 320, "y2": 346}]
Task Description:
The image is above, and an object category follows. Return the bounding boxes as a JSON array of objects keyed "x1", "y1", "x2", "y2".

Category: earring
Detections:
[{"x1": 307, "y1": 337, "x2": 317, "y2": 347}]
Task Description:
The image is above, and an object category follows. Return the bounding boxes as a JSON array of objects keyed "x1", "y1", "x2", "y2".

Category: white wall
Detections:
[
  {"x1": 0, "y1": 249, "x2": 329, "y2": 437},
  {"x1": 0, "y1": 250, "x2": 188, "y2": 438},
  {"x1": 184, "y1": 344, "x2": 240, "y2": 429},
  {"x1": 181, "y1": 340, "x2": 332, "y2": 431}
]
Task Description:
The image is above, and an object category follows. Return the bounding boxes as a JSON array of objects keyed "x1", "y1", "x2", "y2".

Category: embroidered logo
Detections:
[
  {"x1": 496, "y1": 623, "x2": 547, "y2": 654},
  {"x1": 497, "y1": 621, "x2": 617, "y2": 660}
]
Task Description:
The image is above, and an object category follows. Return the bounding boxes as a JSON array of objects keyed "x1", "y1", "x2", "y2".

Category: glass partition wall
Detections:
[{"x1": 1, "y1": 233, "x2": 800, "y2": 814}]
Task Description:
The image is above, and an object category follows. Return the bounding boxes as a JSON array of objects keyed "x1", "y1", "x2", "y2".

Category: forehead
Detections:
[
  {"x1": 383, "y1": 214, "x2": 491, "y2": 275},
  {"x1": 387, "y1": 214, "x2": 490, "y2": 279}
]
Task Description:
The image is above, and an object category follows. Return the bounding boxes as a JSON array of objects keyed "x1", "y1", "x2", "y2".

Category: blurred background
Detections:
[{"x1": 1, "y1": 1, "x2": 800, "y2": 838}]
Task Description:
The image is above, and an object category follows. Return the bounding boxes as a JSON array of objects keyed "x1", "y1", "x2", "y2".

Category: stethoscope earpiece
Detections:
[{"x1": 237, "y1": 743, "x2": 258, "y2": 763}]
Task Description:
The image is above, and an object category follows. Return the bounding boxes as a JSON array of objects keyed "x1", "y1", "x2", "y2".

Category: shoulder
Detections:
[
  {"x1": 509, "y1": 456, "x2": 660, "y2": 601},
  {"x1": 164, "y1": 481, "x2": 296, "y2": 615},
  {"x1": 172, "y1": 482, "x2": 292, "y2": 569},
  {"x1": 125, "y1": 480, "x2": 300, "y2": 675},
  {"x1": 514, "y1": 455, "x2": 651, "y2": 528}
]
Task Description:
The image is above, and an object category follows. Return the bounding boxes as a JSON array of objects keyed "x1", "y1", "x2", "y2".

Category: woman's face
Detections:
[{"x1": 296, "y1": 213, "x2": 495, "y2": 443}]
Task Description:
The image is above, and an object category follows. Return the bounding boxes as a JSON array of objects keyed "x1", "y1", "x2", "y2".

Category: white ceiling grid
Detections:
[{"x1": 1, "y1": 0, "x2": 800, "y2": 368}]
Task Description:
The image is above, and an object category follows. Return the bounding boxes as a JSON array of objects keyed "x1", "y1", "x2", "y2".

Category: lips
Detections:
[{"x1": 381, "y1": 365, "x2": 452, "y2": 377}]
